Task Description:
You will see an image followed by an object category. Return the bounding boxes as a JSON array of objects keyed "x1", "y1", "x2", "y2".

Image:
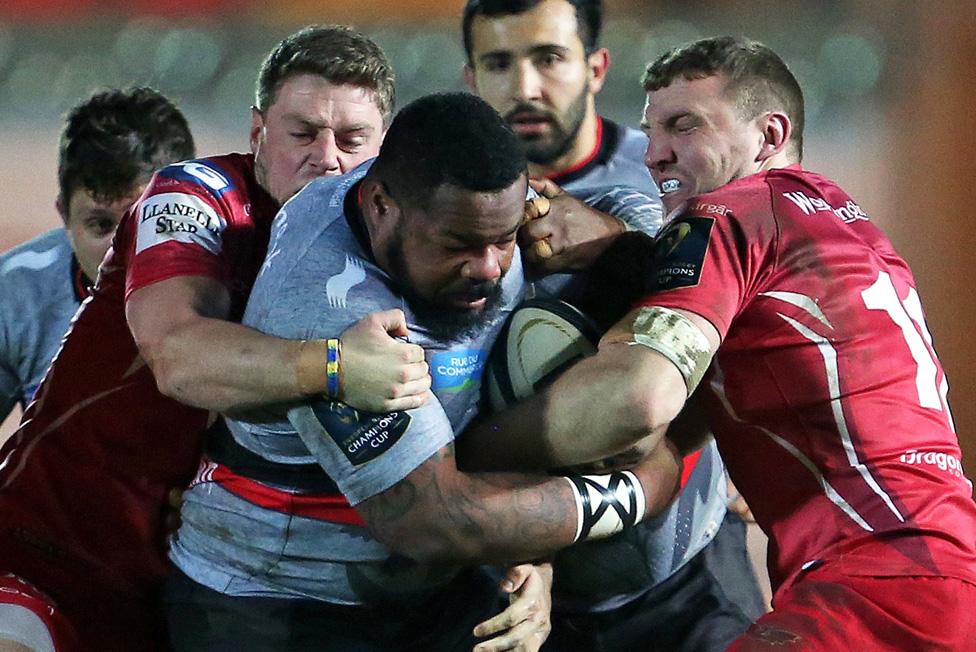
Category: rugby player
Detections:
[
  {"x1": 461, "y1": 2, "x2": 762, "y2": 648},
  {"x1": 166, "y1": 92, "x2": 684, "y2": 652},
  {"x1": 0, "y1": 88, "x2": 194, "y2": 423},
  {"x1": 473, "y1": 36, "x2": 976, "y2": 649},
  {"x1": 0, "y1": 25, "x2": 427, "y2": 651}
]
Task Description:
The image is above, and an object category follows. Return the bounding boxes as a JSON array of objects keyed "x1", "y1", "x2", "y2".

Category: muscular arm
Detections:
[
  {"x1": 457, "y1": 306, "x2": 720, "y2": 471},
  {"x1": 359, "y1": 435, "x2": 683, "y2": 564},
  {"x1": 126, "y1": 275, "x2": 429, "y2": 414}
]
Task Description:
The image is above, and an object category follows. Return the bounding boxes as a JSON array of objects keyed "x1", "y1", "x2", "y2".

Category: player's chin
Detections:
[{"x1": 661, "y1": 190, "x2": 691, "y2": 216}]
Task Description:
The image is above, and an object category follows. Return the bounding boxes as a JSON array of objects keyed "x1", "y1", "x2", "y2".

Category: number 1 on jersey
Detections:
[{"x1": 861, "y1": 271, "x2": 955, "y2": 430}]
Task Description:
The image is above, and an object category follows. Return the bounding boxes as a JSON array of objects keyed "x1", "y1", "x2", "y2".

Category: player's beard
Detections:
[
  {"x1": 386, "y1": 231, "x2": 506, "y2": 342},
  {"x1": 508, "y1": 87, "x2": 588, "y2": 166}
]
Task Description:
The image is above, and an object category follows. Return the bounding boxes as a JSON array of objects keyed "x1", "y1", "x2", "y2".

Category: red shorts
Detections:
[
  {"x1": 0, "y1": 574, "x2": 81, "y2": 651},
  {"x1": 727, "y1": 565, "x2": 976, "y2": 651}
]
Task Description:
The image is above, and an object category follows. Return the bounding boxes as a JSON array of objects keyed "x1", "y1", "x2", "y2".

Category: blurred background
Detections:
[{"x1": 1, "y1": 0, "x2": 974, "y2": 601}]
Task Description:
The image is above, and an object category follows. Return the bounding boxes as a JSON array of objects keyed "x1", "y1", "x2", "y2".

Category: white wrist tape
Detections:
[
  {"x1": 629, "y1": 306, "x2": 712, "y2": 395},
  {"x1": 565, "y1": 470, "x2": 647, "y2": 542}
]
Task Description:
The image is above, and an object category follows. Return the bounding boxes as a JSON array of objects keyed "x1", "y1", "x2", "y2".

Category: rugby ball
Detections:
[{"x1": 485, "y1": 298, "x2": 601, "y2": 412}]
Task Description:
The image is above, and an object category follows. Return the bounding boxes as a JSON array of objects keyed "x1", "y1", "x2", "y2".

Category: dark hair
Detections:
[
  {"x1": 643, "y1": 36, "x2": 805, "y2": 160},
  {"x1": 57, "y1": 87, "x2": 194, "y2": 206},
  {"x1": 369, "y1": 92, "x2": 526, "y2": 209},
  {"x1": 256, "y1": 24, "x2": 395, "y2": 122},
  {"x1": 462, "y1": 0, "x2": 603, "y2": 63}
]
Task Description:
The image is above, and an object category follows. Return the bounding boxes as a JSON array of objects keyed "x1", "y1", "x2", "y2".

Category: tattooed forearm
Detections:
[
  {"x1": 359, "y1": 436, "x2": 679, "y2": 564},
  {"x1": 362, "y1": 452, "x2": 578, "y2": 563}
]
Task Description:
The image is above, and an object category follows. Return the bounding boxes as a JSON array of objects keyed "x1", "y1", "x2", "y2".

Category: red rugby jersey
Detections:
[
  {"x1": 640, "y1": 165, "x2": 976, "y2": 595},
  {"x1": 0, "y1": 154, "x2": 276, "y2": 620}
]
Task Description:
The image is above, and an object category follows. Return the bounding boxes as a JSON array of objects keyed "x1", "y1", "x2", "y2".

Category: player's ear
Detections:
[
  {"x1": 463, "y1": 63, "x2": 478, "y2": 93},
  {"x1": 249, "y1": 106, "x2": 265, "y2": 156},
  {"x1": 359, "y1": 177, "x2": 402, "y2": 256},
  {"x1": 756, "y1": 111, "x2": 791, "y2": 164},
  {"x1": 360, "y1": 177, "x2": 398, "y2": 221},
  {"x1": 586, "y1": 47, "x2": 611, "y2": 95}
]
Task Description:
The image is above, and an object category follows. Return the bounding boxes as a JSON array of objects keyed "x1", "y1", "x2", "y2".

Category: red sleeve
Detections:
[
  {"x1": 636, "y1": 194, "x2": 778, "y2": 340},
  {"x1": 124, "y1": 242, "x2": 229, "y2": 300},
  {"x1": 123, "y1": 176, "x2": 233, "y2": 301}
]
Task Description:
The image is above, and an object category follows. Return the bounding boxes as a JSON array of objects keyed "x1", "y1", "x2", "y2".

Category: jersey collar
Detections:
[
  {"x1": 70, "y1": 254, "x2": 93, "y2": 302},
  {"x1": 546, "y1": 116, "x2": 620, "y2": 186}
]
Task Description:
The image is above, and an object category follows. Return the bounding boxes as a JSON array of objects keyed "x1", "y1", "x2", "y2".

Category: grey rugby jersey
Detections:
[
  {"x1": 170, "y1": 162, "x2": 525, "y2": 604},
  {"x1": 0, "y1": 228, "x2": 86, "y2": 420}
]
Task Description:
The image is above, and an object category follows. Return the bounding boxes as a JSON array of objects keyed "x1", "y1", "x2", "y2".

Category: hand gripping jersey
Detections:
[
  {"x1": 171, "y1": 162, "x2": 524, "y2": 605},
  {"x1": 0, "y1": 229, "x2": 90, "y2": 419},
  {"x1": 535, "y1": 117, "x2": 731, "y2": 612},
  {"x1": 0, "y1": 153, "x2": 277, "y2": 647},
  {"x1": 643, "y1": 165, "x2": 976, "y2": 595}
]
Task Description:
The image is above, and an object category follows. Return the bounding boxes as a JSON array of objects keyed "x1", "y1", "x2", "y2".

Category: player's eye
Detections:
[
  {"x1": 481, "y1": 56, "x2": 511, "y2": 72},
  {"x1": 538, "y1": 52, "x2": 562, "y2": 67},
  {"x1": 672, "y1": 117, "x2": 701, "y2": 134},
  {"x1": 339, "y1": 136, "x2": 367, "y2": 152},
  {"x1": 87, "y1": 219, "x2": 116, "y2": 237}
]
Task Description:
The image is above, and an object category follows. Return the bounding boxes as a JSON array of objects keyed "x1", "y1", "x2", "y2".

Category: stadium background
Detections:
[{"x1": 1, "y1": 0, "x2": 974, "y2": 605}]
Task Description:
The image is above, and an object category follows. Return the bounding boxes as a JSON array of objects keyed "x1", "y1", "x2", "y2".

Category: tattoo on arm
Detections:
[{"x1": 360, "y1": 444, "x2": 579, "y2": 561}]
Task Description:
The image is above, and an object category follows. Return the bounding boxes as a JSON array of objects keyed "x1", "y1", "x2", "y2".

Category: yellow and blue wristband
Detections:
[{"x1": 326, "y1": 338, "x2": 342, "y2": 399}]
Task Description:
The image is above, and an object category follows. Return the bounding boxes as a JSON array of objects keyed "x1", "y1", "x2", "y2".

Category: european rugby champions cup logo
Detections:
[
  {"x1": 652, "y1": 217, "x2": 712, "y2": 291},
  {"x1": 310, "y1": 399, "x2": 412, "y2": 467},
  {"x1": 659, "y1": 221, "x2": 692, "y2": 257}
]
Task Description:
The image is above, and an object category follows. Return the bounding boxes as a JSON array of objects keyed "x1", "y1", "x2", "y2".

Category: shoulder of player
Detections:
[
  {"x1": 683, "y1": 184, "x2": 753, "y2": 222},
  {"x1": 278, "y1": 174, "x2": 338, "y2": 217},
  {"x1": 133, "y1": 153, "x2": 261, "y2": 235},
  {"x1": 685, "y1": 166, "x2": 815, "y2": 221},
  {"x1": 270, "y1": 175, "x2": 364, "y2": 254},
  {"x1": 0, "y1": 236, "x2": 73, "y2": 340},
  {"x1": 275, "y1": 163, "x2": 372, "y2": 235},
  {"x1": 612, "y1": 121, "x2": 650, "y2": 158},
  {"x1": 600, "y1": 120, "x2": 652, "y2": 174},
  {"x1": 246, "y1": 238, "x2": 386, "y2": 339},
  {"x1": 144, "y1": 153, "x2": 252, "y2": 205},
  {"x1": 0, "y1": 228, "x2": 72, "y2": 284}
]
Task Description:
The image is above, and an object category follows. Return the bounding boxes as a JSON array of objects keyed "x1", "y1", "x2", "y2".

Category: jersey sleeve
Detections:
[
  {"x1": 289, "y1": 398, "x2": 453, "y2": 506},
  {"x1": 637, "y1": 199, "x2": 777, "y2": 339},
  {"x1": 124, "y1": 161, "x2": 237, "y2": 299}
]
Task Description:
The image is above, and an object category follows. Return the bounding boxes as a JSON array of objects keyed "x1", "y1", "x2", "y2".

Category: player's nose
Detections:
[
  {"x1": 644, "y1": 135, "x2": 675, "y2": 173},
  {"x1": 464, "y1": 246, "x2": 503, "y2": 283},
  {"x1": 513, "y1": 59, "x2": 544, "y2": 103},
  {"x1": 310, "y1": 132, "x2": 341, "y2": 175}
]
